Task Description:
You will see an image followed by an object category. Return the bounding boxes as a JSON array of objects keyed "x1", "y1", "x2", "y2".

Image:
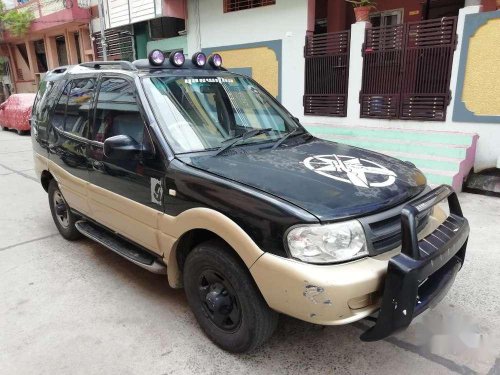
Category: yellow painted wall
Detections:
[
  {"x1": 462, "y1": 18, "x2": 500, "y2": 116},
  {"x1": 213, "y1": 46, "x2": 279, "y2": 98}
]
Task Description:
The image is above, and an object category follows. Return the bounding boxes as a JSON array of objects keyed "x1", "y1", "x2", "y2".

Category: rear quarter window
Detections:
[{"x1": 33, "y1": 80, "x2": 59, "y2": 123}]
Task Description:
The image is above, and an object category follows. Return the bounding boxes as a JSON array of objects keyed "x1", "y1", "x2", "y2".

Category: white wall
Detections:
[
  {"x1": 186, "y1": 0, "x2": 309, "y2": 117},
  {"x1": 105, "y1": 0, "x2": 162, "y2": 29}
]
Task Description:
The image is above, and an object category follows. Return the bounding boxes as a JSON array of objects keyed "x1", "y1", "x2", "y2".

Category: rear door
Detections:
[
  {"x1": 87, "y1": 74, "x2": 166, "y2": 253},
  {"x1": 47, "y1": 76, "x2": 96, "y2": 215}
]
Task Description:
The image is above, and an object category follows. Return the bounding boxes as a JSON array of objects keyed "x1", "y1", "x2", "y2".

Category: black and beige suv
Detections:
[{"x1": 31, "y1": 50, "x2": 469, "y2": 353}]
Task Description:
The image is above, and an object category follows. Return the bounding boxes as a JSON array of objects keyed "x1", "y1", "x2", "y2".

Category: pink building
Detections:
[{"x1": 0, "y1": 0, "x2": 94, "y2": 94}]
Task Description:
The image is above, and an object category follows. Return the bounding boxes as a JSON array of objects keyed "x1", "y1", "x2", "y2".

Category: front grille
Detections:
[
  {"x1": 369, "y1": 210, "x2": 431, "y2": 253},
  {"x1": 358, "y1": 188, "x2": 432, "y2": 255}
]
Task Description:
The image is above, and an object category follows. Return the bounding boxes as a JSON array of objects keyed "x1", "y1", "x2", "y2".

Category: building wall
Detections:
[
  {"x1": 186, "y1": 0, "x2": 308, "y2": 116},
  {"x1": 324, "y1": 0, "x2": 425, "y2": 32}
]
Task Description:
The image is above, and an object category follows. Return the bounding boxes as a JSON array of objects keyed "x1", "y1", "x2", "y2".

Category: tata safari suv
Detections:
[{"x1": 31, "y1": 50, "x2": 469, "y2": 353}]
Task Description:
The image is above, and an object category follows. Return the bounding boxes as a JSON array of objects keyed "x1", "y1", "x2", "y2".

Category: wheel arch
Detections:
[
  {"x1": 162, "y1": 208, "x2": 265, "y2": 288},
  {"x1": 41, "y1": 170, "x2": 54, "y2": 192}
]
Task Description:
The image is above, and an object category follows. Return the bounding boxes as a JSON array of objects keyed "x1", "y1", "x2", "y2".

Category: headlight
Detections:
[{"x1": 286, "y1": 220, "x2": 368, "y2": 264}]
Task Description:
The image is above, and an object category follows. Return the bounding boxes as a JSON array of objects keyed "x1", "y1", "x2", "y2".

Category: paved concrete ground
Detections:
[{"x1": 0, "y1": 129, "x2": 499, "y2": 375}]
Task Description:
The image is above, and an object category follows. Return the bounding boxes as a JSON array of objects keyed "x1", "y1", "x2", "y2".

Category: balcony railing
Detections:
[{"x1": 15, "y1": 0, "x2": 73, "y2": 19}]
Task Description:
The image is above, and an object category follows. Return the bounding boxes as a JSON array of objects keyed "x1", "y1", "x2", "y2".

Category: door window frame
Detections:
[
  {"x1": 89, "y1": 73, "x2": 156, "y2": 156},
  {"x1": 48, "y1": 75, "x2": 96, "y2": 143}
]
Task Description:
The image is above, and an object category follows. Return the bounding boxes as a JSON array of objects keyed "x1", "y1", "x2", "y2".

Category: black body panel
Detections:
[
  {"x1": 182, "y1": 137, "x2": 427, "y2": 222},
  {"x1": 164, "y1": 159, "x2": 318, "y2": 257}
]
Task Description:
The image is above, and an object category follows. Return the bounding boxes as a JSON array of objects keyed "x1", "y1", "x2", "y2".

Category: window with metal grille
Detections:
[
  {"x1": 93, "y1": 26, "x2": 134, "y2": 61},
  {"x1": 223, "y1": 0, "x2": 275, "y2": 13}
]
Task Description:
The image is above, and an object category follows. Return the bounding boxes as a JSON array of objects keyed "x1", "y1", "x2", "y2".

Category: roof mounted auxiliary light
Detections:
[
  {"x1": 170, "y1": 50, "x2": 185, "y2": 67},
  {"x1": 208, "y1": 53, "x2": 223, "y2": 68},
  {"x1": 148, "y1": 49, "x2": 165, "y2": 66},
  {"x1": 192, "y1": 52, "x2": 207, "y2": 67}
]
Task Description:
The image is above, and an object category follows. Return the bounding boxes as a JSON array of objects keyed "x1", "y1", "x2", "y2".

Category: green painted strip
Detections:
[
  {"x1": 305, "y1": 125, "x2": 474, "y2": 146},
  {"x1": 423, "y1": 172, "x2": 454, "y2": 185},
  {"x1": 396, "y1": 157, "x2": 459, "y2": 172},
  {"x1": 313, "y1": 133, "x2": 467, "y2": 159}
]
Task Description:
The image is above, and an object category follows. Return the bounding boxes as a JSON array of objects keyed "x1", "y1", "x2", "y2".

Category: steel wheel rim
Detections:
[
  {"x1": 53, "y1": 190, "x2": 69, "y2": 228},
  {"x1": 198, "y1": 269, "x2": 242, "y2": 332}
]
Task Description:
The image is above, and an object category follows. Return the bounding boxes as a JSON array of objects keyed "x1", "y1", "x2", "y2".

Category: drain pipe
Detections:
[{"x1": 98, "y1": 0, "x2": 108, "y2": 61}]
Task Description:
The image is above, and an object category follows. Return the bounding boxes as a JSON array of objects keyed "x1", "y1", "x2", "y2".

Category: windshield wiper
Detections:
[
  {"x1": 271, "y1": 128, "x2": 302, "y2": 150},
  {"x1": 214, "y1": 128, "x2": 274, "y2": 156}
]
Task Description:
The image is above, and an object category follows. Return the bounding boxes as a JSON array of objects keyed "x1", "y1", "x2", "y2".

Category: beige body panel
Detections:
[
  {"x1": 87, "y1": 182, "x2": 162, "y2": 253},
  {"x1": 33, "y1": 152, "x2": 48, "y2": 181},
  {"x1": 250, "y1": 207, "x2": 447, "y2": 325},
  {"x1": 49, "y1": 162, "x2": 91, "y2": 216}
]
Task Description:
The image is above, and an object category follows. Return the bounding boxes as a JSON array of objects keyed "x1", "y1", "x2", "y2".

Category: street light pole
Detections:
[{"x1": 98, "y1": 0, "x2": 108, "y2": 60}]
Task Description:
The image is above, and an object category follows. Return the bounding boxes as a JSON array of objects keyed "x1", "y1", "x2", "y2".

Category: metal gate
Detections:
[
  {"x1": 303, "y1": 30, "x2": 350, "y2": 117},
  {"x1": 360, "y1": 17, "x2": 457, "y2": 121}
]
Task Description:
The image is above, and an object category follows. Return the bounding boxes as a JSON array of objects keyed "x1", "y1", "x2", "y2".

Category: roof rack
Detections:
[{"x1": 79, "y1": 61, "x2": 137, "y2": 71}]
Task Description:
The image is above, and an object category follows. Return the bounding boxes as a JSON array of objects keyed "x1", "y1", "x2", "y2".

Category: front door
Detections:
[{"x1": 87, "y1": 75, "x2": 166, "y2": 253}]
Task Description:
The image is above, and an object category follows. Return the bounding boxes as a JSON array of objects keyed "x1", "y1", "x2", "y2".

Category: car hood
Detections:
[{"x1": 180, "y1": 137, "x2": 427, "y2": 221}]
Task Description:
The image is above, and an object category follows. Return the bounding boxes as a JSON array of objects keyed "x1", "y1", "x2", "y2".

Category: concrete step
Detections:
[
  {"x1": 309, "y1": 132, "x2": 469, "y2": 159},
  {"x1": 303, "y1": 123, "x2": 478, "y2": 191},
  {"x1": 305, "y1": 124, "x2": 475, "y2": 146}
]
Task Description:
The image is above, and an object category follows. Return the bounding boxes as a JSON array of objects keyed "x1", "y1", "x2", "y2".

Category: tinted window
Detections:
[
  {"x1": 65, "y1": 78, "x2": 95, "y2": 137},
  {"x1": 92, "y1": 78, "x2": 144, "y2": 144},
  {"x1": 52, "y1": 81, "x2": 71, "y2": 131},
  {"x1": 33, "y1": 80, "x2": 52, "y2": 121}
]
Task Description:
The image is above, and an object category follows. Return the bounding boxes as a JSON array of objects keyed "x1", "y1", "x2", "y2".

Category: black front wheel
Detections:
[{"x1": 183, "y1": 240, "x2": 278, "y2": 353}]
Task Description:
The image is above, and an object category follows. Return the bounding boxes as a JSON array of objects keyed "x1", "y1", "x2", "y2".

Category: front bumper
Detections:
[
  {"x1": 360, "y1": 185, "x2": 468, "y2": 341},
  {"x1": 250, "y1": 185, "x2": 468, "y2": 339}
]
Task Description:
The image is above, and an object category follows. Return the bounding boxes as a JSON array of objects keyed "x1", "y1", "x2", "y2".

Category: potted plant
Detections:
[{"x1": 345, "y1": 0, "x2": 376, "y2": 22}]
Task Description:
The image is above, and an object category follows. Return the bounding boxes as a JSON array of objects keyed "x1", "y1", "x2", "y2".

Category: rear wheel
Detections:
[
  {"x1": 183, "y1": 240, "x2": 278, "y2": 353},
  {"x1": 48, "y1": 180, "x2": 82, "y2": 241}
]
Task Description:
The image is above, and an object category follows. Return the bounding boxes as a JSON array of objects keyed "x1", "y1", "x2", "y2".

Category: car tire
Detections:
[
  {"x1": 48, "y1": 179, "x2": 82, "y2": 241},
  {"x1": 183, "y1": 240, "x2": 278, "y2": 353},
  {"x1": 1, "y1": 126, "x2": 8, "y2": 131}
]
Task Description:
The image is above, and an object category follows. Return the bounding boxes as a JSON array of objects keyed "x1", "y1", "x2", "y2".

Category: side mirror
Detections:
[{"x1": 103, "y1": 135, "x2": 142, "y2": 160}]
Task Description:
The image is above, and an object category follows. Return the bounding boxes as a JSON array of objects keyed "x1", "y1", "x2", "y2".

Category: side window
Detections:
[
  {"x1": 52, "y1": 81, "x2": 71, "y2": 131},
  {"x1": 92, "y1": 77, "x2": 144, "y2": 144},
  {"x1": 65, "y1": 78, "x2": 96, "y2": 137}
]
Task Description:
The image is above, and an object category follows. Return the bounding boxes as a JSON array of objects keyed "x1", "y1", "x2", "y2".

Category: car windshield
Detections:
[{"x1": 142, "y1": 75, "x2": 300, "y2": 154}]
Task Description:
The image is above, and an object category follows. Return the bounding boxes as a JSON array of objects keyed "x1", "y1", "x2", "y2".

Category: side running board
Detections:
[{"x1": 75, "y1": 220, "x2": 167, "y2": 274}]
